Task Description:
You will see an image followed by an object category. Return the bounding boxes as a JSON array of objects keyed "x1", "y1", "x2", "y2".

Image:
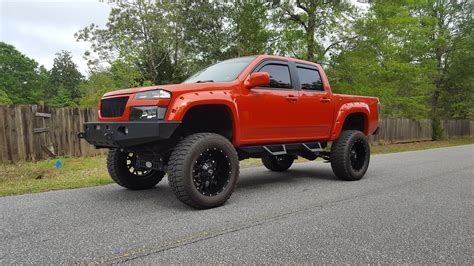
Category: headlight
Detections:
[
  {"x1": 134, "y1": 90, "x2": 171, "y2": 100},
  {"x1": 129, "y1": 106, "x2": 167, "y2": 120}
]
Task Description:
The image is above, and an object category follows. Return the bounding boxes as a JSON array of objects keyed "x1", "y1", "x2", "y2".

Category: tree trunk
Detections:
[
  {"x1": 306, "y1": 15, "x2": 316, "y2": 62},
  {"x1": 431, "y1": 89, "x2": 443, "y2": 140},
  {"x1": 431, "y1": 45, "x2": 445, "y2": 140}
]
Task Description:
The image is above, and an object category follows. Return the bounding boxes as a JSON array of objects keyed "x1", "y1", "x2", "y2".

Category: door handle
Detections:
[
  {"x1": 287, "y1": 95, "x2": 298, "y2": 103},
  {"x1": 320, "y1": 97, "x2": 331, "y2": 103}
]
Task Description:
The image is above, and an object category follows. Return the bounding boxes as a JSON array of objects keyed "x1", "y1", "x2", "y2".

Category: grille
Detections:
[{"x1": 100, "y1": 97, "x2": 129, "y2": 117}]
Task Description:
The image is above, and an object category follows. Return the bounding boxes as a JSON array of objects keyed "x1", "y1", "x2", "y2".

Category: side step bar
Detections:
[{"x1": 239, "y1": 141, "x2": 325, "y2": 157}]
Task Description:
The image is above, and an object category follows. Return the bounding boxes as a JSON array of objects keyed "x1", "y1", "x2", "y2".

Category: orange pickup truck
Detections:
[{"x1": 80, "y1": 55, "x2": 380, "y2": 209}]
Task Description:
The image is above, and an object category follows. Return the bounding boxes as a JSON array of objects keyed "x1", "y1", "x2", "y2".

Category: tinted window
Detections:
[
  {"x1": 183, "y1": 56, "x2": 256, "y2": 83},
  {"x1": 259, "y1": 64, "x2": 292, "y2": 89},
  {"x1": 297, "y1": 67, "x2": 324, "y2": 91}
]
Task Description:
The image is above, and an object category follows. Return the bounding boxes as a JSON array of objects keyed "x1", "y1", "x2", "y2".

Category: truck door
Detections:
[
  {"x1": 238, "y1": 60, "x2": 304, "y2": 144},
  {"x1": 294, "y1": 64, "x2": 334, "y2": 139}
]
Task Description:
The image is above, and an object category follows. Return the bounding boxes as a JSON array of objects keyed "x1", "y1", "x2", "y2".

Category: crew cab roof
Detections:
[{"x1": 254, "y1": 54, "x2": 320, "y2": 67}]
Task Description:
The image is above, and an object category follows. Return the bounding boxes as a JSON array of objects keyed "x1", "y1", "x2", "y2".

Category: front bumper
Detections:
[{"x1": 78, "y1": 121, "x2": 180, "y2": 148}]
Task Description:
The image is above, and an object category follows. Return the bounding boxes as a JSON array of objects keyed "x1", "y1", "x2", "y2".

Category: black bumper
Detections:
[{"x1": 78, "y1": 121, "x2": 180, "y2": 148}]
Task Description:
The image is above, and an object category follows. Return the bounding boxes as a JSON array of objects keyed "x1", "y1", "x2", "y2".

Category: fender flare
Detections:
[
  {"x1": 330, "y1": 102, "x2": 370, "y2": 140},
  {"x1": 166, "y1": 91, "x2": 240, "y2": 144}
]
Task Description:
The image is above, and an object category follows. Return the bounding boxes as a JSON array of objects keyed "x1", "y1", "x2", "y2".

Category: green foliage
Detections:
[
  {"x1": 276, "y1": 0, "x2": 357, "y2": 62},
  {"x1": 2, "y1": 0, "x2": 472, "y2": 127},
  {"x1": 48, "y1": 86, "x2": 77, "y2": 108},
  {"x1": 328, "y1": 1, "x2": 433, "y2": 119},
  {"x1": 110, "y1": 60, "x2": 143, "y2": 88},
  {"x1": 79, "y1": 71, "x2": 116, "y2": 107},
  {"x1": 76, "y1": 0, "x2": 183, "y2": 84},
  {"x1": 328, "y1": 0, "x2": 474, "y2": 132},
  {"x1": 231, "y1": 1, "x2": 275, "y2": 56},
  {"x1": 178, "y1": 2, "x2": 234, "y2": 70},
  {"x1": 75, "y1": 0, "x2": 277, "y2": 83},
  {"x1": 48, "y1": 51, "x2": 83, "y2": 104},
  {"x1": 0, "y1": 87, "x2": 13, "y2": 105},
  {"x1": 0, "y1": 42, "x2": 49, "y2": 104}
]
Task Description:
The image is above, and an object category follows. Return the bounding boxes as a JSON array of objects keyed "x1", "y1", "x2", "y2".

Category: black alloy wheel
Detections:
[
  {"x1": 192, "y1": 148, "x2": 232, "y2": 196},
  {"x1": 107, "y1": 149, "x2": 165, "y2": 190},
  {"x1": 330, "y1": 130, "x2": 370, "y2": 181},
  {"x1": 349, "y1": 139, "x2": 367, "y2": 172},
  {"x1": 125, "y1": 152, "x2": 152, "y2": 177},
  {"x1": 168, "y1": 133, "x2": 240, "y2": 209}
]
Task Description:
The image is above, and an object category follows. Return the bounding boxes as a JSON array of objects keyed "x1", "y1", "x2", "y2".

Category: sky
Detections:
[
  {"x1": 0, "y1": 0, "x2": 368, "y2": 75},
  {"x1": 0, "y1": 0, "x2": 111, "y2": 74}
]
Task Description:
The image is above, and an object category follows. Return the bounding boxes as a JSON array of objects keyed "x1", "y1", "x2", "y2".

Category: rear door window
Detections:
[{"x1": 296, "y1": 67, "x2": 324, "y2": 92}]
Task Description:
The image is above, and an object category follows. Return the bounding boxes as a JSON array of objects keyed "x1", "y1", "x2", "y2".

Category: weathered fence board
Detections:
[
  {"x1": 369, "y1": 118, "x2": 433, "y2": 143},
  {"x1": 0, "y1": 105, "x2": 104, "y2": 162},
  {"x1": 0, "y1": 105, "x2": 472, "y2": 162}
]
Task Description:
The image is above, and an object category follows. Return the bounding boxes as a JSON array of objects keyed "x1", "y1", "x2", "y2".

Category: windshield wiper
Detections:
[{"x1": 196, "y1": 80, "x2": 214, "y2": 83}]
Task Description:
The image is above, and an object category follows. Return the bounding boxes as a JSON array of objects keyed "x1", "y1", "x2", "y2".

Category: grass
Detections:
[{"x1": 1, "y1": 138, "x2": 472, "y2": 197}]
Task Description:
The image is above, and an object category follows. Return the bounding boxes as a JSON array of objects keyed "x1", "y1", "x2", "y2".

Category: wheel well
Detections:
[
  {"x1": 342, "y1": 113, "x2": 366, "y2": 133},
  {"x1": 178, "y1": 105, "x2": 233, "y2": 141}
]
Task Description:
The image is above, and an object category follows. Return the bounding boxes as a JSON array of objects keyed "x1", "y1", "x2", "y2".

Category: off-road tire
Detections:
[
  {"x1": 168, "y1": 133, "x2": 239, "y2": 209},
  {"x1": 107, "y1": 149, "x2": 165, "y2": 190},
  {"x1": 261, "y1": 155, "x2": 295, "y2": 172},
  {"x1": 330, "y1": 130, "x2": 370, "y2": 181}
]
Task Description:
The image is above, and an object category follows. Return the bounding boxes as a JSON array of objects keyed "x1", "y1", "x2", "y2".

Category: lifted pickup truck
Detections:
[{"x1": 79, "y1": 55, "x2": 379, "y2": 209}]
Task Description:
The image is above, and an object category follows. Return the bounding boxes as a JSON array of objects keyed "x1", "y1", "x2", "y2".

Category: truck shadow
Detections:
[
  {"x1": 236, "y1": 167, "x2": 338, "y2": 189},
  {"x1": 92, "y1": 164, "x2": 338, "y2": 210}
]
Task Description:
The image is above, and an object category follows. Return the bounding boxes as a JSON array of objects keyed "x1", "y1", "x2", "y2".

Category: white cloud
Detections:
[{"x1": 0, "y1": 0, "x2": 111, "y2": 74}]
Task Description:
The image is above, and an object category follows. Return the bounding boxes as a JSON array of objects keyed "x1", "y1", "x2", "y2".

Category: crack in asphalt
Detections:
[{"x1": 84, "y1": 164, "x2": 473, "y2": 264}]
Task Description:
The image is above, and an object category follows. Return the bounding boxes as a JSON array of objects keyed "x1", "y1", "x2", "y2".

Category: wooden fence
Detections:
[
  {"x1": 0, "y1": 105, "x2": 473, "y2": 162},
  {"x1": 369, "y1": 118, "x2": 474, "y2": 143},
  {"x1": 0, "y1": 105, "x2": 103, "y2": 162}
]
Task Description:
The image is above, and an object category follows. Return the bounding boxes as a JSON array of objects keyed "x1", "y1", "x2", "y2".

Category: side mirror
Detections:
[{"x1": 244, "y1": 72, "x2": 270, "y2": 89}]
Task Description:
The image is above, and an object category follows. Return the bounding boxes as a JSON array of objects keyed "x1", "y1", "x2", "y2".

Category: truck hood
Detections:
[{"x1": 103, "y1": 83, "x2": 230, "y2": 97}]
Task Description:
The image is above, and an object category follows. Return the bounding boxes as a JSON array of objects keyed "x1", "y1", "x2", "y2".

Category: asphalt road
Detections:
[{"x1": 1, "y1": 145, "x2": 473, "y2": 264}]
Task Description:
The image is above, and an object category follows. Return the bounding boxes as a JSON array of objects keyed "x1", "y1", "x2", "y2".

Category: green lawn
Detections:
[{"x1": 1, "y1": 138, "x2": 472, "y2": 197}]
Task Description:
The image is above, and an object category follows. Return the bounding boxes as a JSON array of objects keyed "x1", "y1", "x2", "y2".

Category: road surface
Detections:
[{"x1": 1, "y1": 145, "x2": 473, "y2": 264}]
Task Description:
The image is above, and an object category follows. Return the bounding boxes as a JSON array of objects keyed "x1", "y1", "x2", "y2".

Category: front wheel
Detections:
[
  {"x1": 330, "y1": 130, "x2": 370, "y2": 181},
  {"x1": 107, "y1": 149, "x2": 165, "y2": 190},
  {"x1": 167, "y1": 133, "x2": 239, "y2": 209}
]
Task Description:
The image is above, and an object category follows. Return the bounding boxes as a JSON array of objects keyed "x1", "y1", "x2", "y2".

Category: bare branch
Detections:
[
  {"x1": 284, "y1": 6, "x2": 308, "y2": 31},
  {"x1": 296, "y1": 0, "x2": 309, "y2": 13},
  {"x1": 322, "y1": 35, "x2": 359, "y2": 57}
]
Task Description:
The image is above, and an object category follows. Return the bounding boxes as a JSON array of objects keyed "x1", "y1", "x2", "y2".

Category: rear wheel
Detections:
[
  {"x1": 107, "y1": 149, "x2": 165, "y2": 190},
  {"x1": 261, "y1": 155, "x2": 295, "y2": 172},
  {"x1": 168, "y1": 133, "x2": 239, "y2": 209},
  {"x1": 330, "y1": 130, "x2": 370, "y2": 181}
]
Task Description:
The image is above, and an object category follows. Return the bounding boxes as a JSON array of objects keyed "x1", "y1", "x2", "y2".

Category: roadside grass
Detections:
[
  {"x1": 370, "y1": 138, "x2": 474, "y2": 154},
  {"x1": 1, "y1": 138, "x2": 472, "y2": 197}
]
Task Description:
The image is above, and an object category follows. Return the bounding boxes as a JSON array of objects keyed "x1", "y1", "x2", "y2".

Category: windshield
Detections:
[{"x1": 183, "y1": 56, "x2": 256, "y2": 83}]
